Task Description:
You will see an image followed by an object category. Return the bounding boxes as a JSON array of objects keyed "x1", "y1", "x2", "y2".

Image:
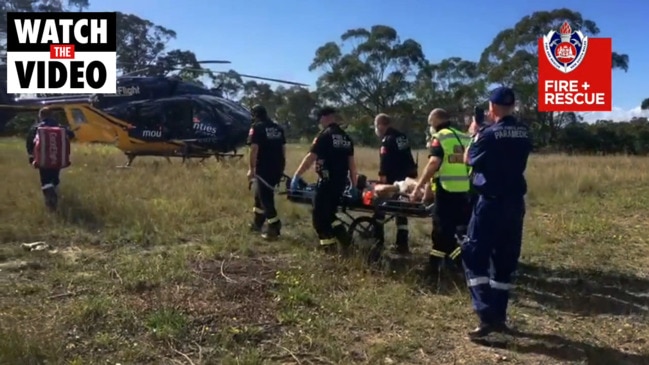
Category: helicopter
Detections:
[{"x1": 0, "y1": 57, "x2": 308, "y2": 167}]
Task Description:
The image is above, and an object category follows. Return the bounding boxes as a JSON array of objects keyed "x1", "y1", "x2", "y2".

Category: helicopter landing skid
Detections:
[
  {"x1": 116, "y1": 151, "x2": 242, "y2": 167},
  {"x1": 214, "y1": 152, "x2": 244, "y2": 162},
  {"x1": 117, "y1": 153, "x2": 137, "y2": 168}
]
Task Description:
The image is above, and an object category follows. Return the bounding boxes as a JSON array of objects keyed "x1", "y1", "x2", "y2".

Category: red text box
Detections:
[{"x1": 50, "y1": 44, "x2": 75, "y2": 59}]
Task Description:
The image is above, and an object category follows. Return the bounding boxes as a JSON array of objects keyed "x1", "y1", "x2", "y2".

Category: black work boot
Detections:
[
  {"x1": 43, "y1": 187, "x2": 58, "y2": 211},
  {"x1": 318, "y1": 239, "x2": 338, "y2": 254},
  {"x1": 249, "y1": 213, "x2": 265, "y2": 232},
  {"x1": 393, "y1": 230, "x2": 410, "y2": 255},
  {"x1": 390, "y1": 243, "x2": 410, "y2": 256},
  {"x1": 468, "y1": 322, "x2": 511, "y2": 339},
  {"x1": 428, "y1": 255, "x2": 444, "y2": 275},
  {"x1": 333, "y1": 225, "x2": 352, "y2": 250},
  {"x1": 262, "y1": 220, "x2": 281, "y2": 241}
]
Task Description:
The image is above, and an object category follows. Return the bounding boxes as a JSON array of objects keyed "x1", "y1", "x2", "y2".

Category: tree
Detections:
[
  {"x1": 212, "y1": 70, "x2": 245, "y2": 100},
  {"x1": 152, "y1": 49, "x2": 204, "y2": 82},
  {"x1": 413, "y1": 57, "x2": 486, "y2": 122},
  {"x1": 115, "y1": 12, "x2": 176, "y2": 73},
  {"x1": 274, "y1": 86, "x2": 319, "y2": 140},
  {"x1": 478, "y1": 8, "x2": 629, "y2": 144},
  {"x1": 641, "y1": 98, "x2": 649, "y2": 111},
  {"x1": 240, "y1": 81, "x2": 280, "y2": 115},
  {"x1": 309, "y1": 25, "x2": 426, "y2": 119}
]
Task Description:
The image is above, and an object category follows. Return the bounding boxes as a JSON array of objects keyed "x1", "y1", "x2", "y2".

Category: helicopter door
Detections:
[
  {"x1": 159, "y1": 99, "x2": 193, "y2": 140},
  {"x1": 131, "y1": 102, "x2": 165, "y2": 141},
  {"x1": 63, "y1": 106, "x2": 117, "y2": 143}
]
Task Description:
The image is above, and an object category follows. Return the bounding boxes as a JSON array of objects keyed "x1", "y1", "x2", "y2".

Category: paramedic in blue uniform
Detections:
[
  {"x1": 247, "y1": 104, "x2": 286, "y2": 240},
  {"x1": 291, "y1": 107, "x2": 359, "y2": 252},
  {"x1": 373, "y1": 113, "x2": 417, "y2": 254},
  {"x1": 462, "y1": 87, "x2": 532, "y2": 339},
  {"x1": 25, "y1": 107, "x2": 75, "y2": 210}
]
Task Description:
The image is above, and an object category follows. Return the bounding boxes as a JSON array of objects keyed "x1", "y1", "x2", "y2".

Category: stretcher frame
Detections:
[{"x1": 278, "y1": 175, "x2": 435, "y2": 252}]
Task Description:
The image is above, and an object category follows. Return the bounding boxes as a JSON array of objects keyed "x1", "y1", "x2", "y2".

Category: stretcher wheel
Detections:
[{"x1": 348, "y1": 216, "x2": 378, "y2": 246}]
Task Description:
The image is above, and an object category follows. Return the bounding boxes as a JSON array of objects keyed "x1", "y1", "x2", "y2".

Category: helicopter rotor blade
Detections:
[
  {"x1": 197, "y1": 60, "x2": 231, "y2": 64},
  {"x1": 171, "y1": 67, "x2": 214, "y2": 74},
  {"x1": 121, "y1": 68, "x2": 152, "y2": 77},
  {"x1": 216, "y1": 71, "x2": 308, "y2": 87}
]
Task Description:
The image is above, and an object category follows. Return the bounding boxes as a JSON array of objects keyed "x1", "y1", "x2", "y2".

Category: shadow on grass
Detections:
[
  {"x1": 474, "y1": 329, "x2": 649, "y2": 365},
  {"x1": 56, "y1": 191, "x2": 103, "y2": 232},
  {"x1": 365, "y1": 253, "x2": 467, "y2": 295},
  {"x1": 515, "y1": 262, "x2": 649, "y2": 316},
  {"x1": 362, "y1": 252, "x2": 649, "y2": 317}
]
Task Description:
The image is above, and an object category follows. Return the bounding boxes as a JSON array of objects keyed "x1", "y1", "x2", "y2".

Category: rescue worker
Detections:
[
  {"x1": 463, "y1": 87, "x2": 531, "y2": 338},
  {"x1": 26, "y1": 107, "x2": 75, "y2": 211},
  {"x1": 290, "y1": 106, "x2": 359, "y2": 252},
  {"x1": 247, "y1": 104, "x2": 286, "y2": 240},
  {"x1": 373, "y1": 113, "x2": 417, "y2": 254},
  {"x1": 409, "y1": 108, "x2": 472, "y2": 270}
]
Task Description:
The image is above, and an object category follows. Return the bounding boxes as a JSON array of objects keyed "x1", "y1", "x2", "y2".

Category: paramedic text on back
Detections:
[{"x1": 6, "y1": 12, "x2": 117, "y2": 93}]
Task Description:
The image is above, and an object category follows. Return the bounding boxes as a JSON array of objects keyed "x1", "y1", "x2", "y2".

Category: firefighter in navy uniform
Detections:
[
  {"x1": 373, "y1": 113, "x2": 417, "y2": 254},
  {"x1": 26, "y1": 107, "x2": 75, "y2": 210},
  {"x1": 291, "y1": 107, "x2": 359, "y2": 252},
  {"x1": 410, "y1": 108, "x2": 472, "y2": 271},
  {"x1": 463, "y1": 87, "x2": 532, "y2": 339},
  {"x1": 247, "y1": 104, "x2": 286, "y2": 240}
]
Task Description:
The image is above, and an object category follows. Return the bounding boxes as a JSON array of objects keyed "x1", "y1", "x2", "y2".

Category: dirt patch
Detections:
[
  {"x1": 189, "y1": 255, "x2": 282, "y2": 325},
  {"x1": 120, "y1": 255, "x2": 288, "y2": 350}
]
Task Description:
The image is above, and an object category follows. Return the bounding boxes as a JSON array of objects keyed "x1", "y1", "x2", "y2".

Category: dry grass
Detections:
[{"x1": 1, "y1": 137, "x2": 648, "y2": 365}]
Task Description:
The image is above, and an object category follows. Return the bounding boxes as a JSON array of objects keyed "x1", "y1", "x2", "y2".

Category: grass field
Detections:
[{"x1": 1, "y1": 137, "x2": 648, "y2": 365}]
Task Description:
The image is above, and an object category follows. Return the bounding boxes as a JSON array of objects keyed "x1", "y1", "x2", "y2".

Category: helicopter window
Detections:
[
  {"x1": 161, "y1": 99, "x2": 193, "y2": 137},
  {"x1": 192, "y1": 101, "x2": 213, "y2": 124},
  {"x1": 134, "y1": 103, "x2": 164, "y2": 129},
  {"x1": 70, "y1": 108, "x2": 87, "y2": 124}
]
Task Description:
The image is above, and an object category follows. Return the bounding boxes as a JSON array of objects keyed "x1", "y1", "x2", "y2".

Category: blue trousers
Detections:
[{"x1": 462, "y1": 195, "x2": 525, "y2": 324}]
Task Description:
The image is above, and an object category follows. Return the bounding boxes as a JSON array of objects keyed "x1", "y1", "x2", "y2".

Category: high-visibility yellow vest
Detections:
[{"x1": 431, "y1": 127, "x2": 471, "y2": 193}]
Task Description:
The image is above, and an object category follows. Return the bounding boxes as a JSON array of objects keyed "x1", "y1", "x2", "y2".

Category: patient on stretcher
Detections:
[{"x1": 363, "y1": 177, "x2": 434, "y2": 205}]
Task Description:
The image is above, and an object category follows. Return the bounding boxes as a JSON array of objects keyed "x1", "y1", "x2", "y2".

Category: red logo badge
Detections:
[{"x1": 538, "y1": 21, "x2": 612, "y2": 112}]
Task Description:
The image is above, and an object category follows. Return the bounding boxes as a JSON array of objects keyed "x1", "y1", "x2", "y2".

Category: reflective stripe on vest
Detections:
[{"x1": 431, "y1": 128, "x2": 471, "y2": 193}]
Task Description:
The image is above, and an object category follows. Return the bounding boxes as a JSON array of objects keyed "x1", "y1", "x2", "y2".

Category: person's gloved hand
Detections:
[
  {"x1": 28, "y1": 156, "x2": 34, "y2": 166},
  {"x1": 290, "y1": 175, "x2": 301, "y2": 191},
  {"x1": 349, "y1": 187, "x2": 361, "y2": 201}
]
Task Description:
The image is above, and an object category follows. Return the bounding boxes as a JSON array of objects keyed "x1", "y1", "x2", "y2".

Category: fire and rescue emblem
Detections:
[{"x1": 542, "y1": 21, "x2": 589, "y2": 74}]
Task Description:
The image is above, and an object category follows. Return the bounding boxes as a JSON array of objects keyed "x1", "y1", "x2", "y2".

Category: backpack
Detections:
[{"x1": 33, "y1": 126, "x2": 71, "y2": 169}]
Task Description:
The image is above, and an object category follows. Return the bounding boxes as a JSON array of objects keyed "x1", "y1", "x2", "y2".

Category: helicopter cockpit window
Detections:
[
  {"x1": 70, "y1": 108, "x2": 87, "y2": 124},
  {"x1": 198, "y1": 96, "x2": 251, "y2": 129},
  {"x1": 192, "y1": 102, "x2": 215, "y2": 125}
]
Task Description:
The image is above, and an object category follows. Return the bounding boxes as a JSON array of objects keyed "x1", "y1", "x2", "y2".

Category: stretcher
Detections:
[{"x1": 279, "y1": 174, "x2": 435, "y2": 247}]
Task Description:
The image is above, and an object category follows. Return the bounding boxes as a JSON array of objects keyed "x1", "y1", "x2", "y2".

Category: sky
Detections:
[{"x1": 88, "y1": 0, "x2": 649, "y2": 122}]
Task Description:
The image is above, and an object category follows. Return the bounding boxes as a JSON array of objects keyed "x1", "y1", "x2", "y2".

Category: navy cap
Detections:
[
  {"x1": 489, "y1": 87, "x2": 516, "y2": 107},
  {"x1": 316, "y1": 106, "x2": 337, "y2": 119}
]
